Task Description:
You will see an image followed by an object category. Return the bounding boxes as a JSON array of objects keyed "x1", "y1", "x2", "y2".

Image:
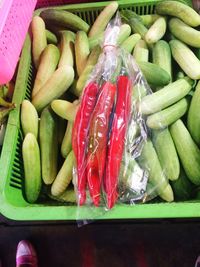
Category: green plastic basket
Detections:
[{"x1": 0, "y1": 0, "x2": 199, "y2": 221}]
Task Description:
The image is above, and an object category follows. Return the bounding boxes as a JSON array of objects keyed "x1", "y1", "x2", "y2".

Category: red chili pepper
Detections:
[
  {"x1": 105, "y1": 75, "x2": 132, "y2": 209},
  {"x1": 87, "y1": 81, "x2": 117, "y2": 207},
  {"x1": 72, "y1": 82, "x2": 99, "y2": 206}
]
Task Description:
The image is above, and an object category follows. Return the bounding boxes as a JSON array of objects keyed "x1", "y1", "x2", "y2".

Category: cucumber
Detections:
[
  {"x1": 46, "y1": 29, "x2": 58, "y2": 45},
  {"x1": 152, "y1": 40, "x2": 172, "y2": 82},
  {"x1": 133, "y1": 40, "x2": 149, "y2": 62},
  {"x1": 147, "y1": 97, "x2": 189, "y2": 129},
  {"x1": 88, "y1": 33, "x2": 104, "y2": 50},
  {"x1": 86, "y1": 46, "x2": 101, "y2": 68},
  {"x1": 171, "y1": 168, "x2": 194, "y2": 201},
  {"x1": 170, "y1": 39, "x2": 200, "y2": 80},
  {"x1": 88, "y1": 1, "x2": 118, "y2": 37},
  {"x1": 145, "y1": 16, "x2": 167, "y2": 44},
  {"x1": 32, "y1": 44, "x2": 60, "y2": 98},
  {"x1": 169, "y1": 18, "x2": 200, "y2": 48},
  {"x1": 22, "y1": 133, "x2": 41, "y2": 203},
  {"x1": 31, "y1": 16, "x2": 47, "y2": 69},
  {"x1": 140, "y1": 14, "x2": 161, "y2": 28},
  {"x1": 138, "y1": 139, "x2": 173, "y2": 202},
  {"x1": 58, "y1": 117, "x2": 67, "y2": 145},
  {"x1": 140, "y1": 77, "x2": 193, "y2": 115},
  {"x1": 51, "y1": 150, "x2": 75, "y2": 196},
  {"x1": 187, "y1": 80, "x2": 200, "y2": 145},
  {"x1": 75, "y1": 31, "x2": 90, "y2": 77},
  {"x1": 58, "y1": 31, "x2": 75, "y2": 68},
  {"x1": 40, "y1": 107, "x2": 58, "y2": 185},
  {"x1": 75, "y1": 65, "x2": 94, "y2": 97},
  {"x1": 21, "y1": 100, "x2": 39, "y2": 139},
  {"x1": 170, "y1": 119, "x2": 200, "y2": 185},
  {"x1": 51, "y1": 100, "x2": 78, "y2": 121},
  {"x1": 121, "y1": 34, "x2": 141, "y2": 53},
  {"x1": 156, "y1": 1, "x2": 200, "y2": 27},
  {"x1": 137, "y1": 61, "x2": 171, "y2": 87},
  {"x1": 152, "y1": 128, "x2": 180, "y2": 181},
  {"x1": 61, "y1": 121, "x2": 73, "y2": 158},
  {"x1": 117, "y1": 24, "x2": 131, "y2": 45},
  {"x1": 40, "y1": 9, "x2": 90, "y2": 32},
  {"x1": 49, "y1": 188, "x2": 76, "y2": 203},
  {"x1": 32, "y1": 66, "x2": 74, "y2": 113}
]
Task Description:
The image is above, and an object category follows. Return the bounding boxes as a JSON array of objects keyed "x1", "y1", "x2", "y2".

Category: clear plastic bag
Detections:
[{"x1": 72, "y1": 13, "x2": 171, "y2": 223}]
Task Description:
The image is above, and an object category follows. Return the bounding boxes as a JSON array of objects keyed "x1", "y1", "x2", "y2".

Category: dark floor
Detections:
[{"x1": 0, "y1": 216, "x2": 200, "y2": 267}]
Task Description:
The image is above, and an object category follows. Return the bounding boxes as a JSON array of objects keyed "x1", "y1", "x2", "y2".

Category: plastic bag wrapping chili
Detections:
[{"x1": 72, "y1": 13, "x2": 171, "y2": 223}]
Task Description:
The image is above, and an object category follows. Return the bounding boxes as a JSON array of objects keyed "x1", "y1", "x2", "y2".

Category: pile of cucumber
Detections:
[{"x1": 20, "y1": 0, "x2": 200, "y2": 205}]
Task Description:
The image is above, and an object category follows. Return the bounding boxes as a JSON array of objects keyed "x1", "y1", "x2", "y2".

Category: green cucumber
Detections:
[
  {"x1": 121, "y1": 34, "x2": 141, "y2": 53},
  {"x1": 145, "y1": 16, "x2": 167, "y2": 44},
  {"x1": 170, "y1": 119, "x2": 200, "y2": 185},
  {"x1": 133, "y1": 40, "x2": 149, "y2": 62},
  {"x1": 22, "y1": 133, "x2": 41, "y2": 203},
  {"x1": 140, "y1": 77, "x2": 193, "y2": 115},
  {"x1": 147, "y1": 97, "x2": 189, "y2": 129},
  {"x1": 46, "y1": 29, "x2": 58, "y2": 45}
]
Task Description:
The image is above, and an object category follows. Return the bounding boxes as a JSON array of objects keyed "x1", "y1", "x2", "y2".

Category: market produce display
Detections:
[{"x1": 18, "y1": 0, "x2": 200, "y2": 208}]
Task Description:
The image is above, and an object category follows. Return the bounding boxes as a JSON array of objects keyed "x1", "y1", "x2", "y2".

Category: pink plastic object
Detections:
[
  {"x1": 0, "y1": 0, "x2": 37, "y2": 85},
  {"x1": 36, "y1": 0, "x2": 101, "y2": 8}
]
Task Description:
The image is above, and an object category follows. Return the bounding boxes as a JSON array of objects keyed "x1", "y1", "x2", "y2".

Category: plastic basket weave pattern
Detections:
[
  {"x1": 0, "y1": 0, "x2": 199, "y2": 222},
  {"x1": 0, "y1": 0, "x2": 37, "y2": 85}
]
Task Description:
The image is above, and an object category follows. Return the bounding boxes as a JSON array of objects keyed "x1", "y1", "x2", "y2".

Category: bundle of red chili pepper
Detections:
[{"x1": 72, "y1": 68, "x2": 132, "y2": 209}]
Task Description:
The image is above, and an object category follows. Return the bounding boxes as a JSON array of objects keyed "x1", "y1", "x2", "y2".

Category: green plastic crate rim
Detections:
[{"x1": 0, "y1": 0, "x2": 198, "y2": 221}]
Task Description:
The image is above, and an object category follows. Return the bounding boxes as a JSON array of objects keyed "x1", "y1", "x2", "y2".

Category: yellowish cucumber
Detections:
[
  {"x1": 49, "y1": 188, "x2": 76, "y2": 203},
  {"x1": 21, "y1": 100, "x2": 39, "y2": 139},
  {"x1": 133, "y1": 40, "x2": 149, "y2": 62},
  {"x1": 187, "y1": 80, "x2": 200, "y2": 145},
  {"x1": 58, "y1": 31, "x2": 75, "y2": 68},
  {"x1": 75, "y1": 65, "x2": 94, "y2": 97},
  {"x1": 51, "y1": 100, "x2": 78, "y2": 121},
  {"x1": 51, "y1": 150, "x2": 75, "y2": 196},
  {"x1": 152, "y1": 40, "x2": 172, "y2": 82},
  {"x1": 138, "y1": 139, "x2": 173, "y2": 202},
  {"x1": 61, "y1": 121, "x2": 73, "y2": 158},
  {"x1": 31, "y1": 16, "x2": 47, "y2": 69},
  {"x1": 147, "y1": 97, "x2": 189, "y2": 129},
  {"x1": 40, "y1": 9, "x2": 90, "y2": 32},
  {"x1": 86, "y1": 46, "x2": 101, "y2": 68},
  {"x1": 140, "y1": 14, "x2": 161, "y2": 28},
  {"x1": 170, "y1": 119, "x2": 200, "y2": 185},
  {"x1": 169, "y1": 18, "x2": 200, "y2": 48},
  {"x1": 152, "y1": 128, "x2": 180, "y2": 181},
  {"x1": 145, "y1": 16, "x2": 167, "y2": 44},
  {"x1": 32, "y1": 66, "x2": 74, "y2": 113},
  {"x1": 156, "y1": 0, "x2": 200, "y2": 27},
  {"x1": 32, "y1": 44, "x2": 60, "y2": 98},
  {"x1": 88, "y1": 1, "x2": 118, "y2": 37},
  {"x1": 170, "y1": 39, "x2": 200, "y2": 80},
  {"x1": 121, "y1": 34, "x2": 141, "y2": 53},
  {"x1": 22, "y1": 133, "x2": 41, "y2": 203},
  {"x1": 140, "y1": 77, "x2": 193, "y2": 115},
  {"x1": 75, "y1": 31, "x2": 90, "y2": 76},
  {"x1": 39, "y1": 107, "x2": 58, "y2": 185}
]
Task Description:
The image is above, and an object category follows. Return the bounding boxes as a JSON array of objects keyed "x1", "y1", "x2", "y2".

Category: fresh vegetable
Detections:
[
  {"x1": 22, "y1": 133, "x2": 41, "y2": 203},
  {"x1": 121, "y1": 34, "x2": 141, "y2": 53},
  {"x1": 145, "y1": 16, "x2": 167, "y2": 44},
  {"x1": 147, "y1": 97, "x2": 189, "y2": 129},
  {"x1": 169, "y1": 18, "x2": 200, "y2": 48},
  {"x1": 51, "y1": 150, "x2": 75, "y2": 196},
  {"x1": 40, "y1": 9, "x2": 90, "y2": 33},
  {"x1": 32, "y1": 66, "x2": 74, "y2": 112},
  {"x1": 32, "y1": 44, "x2": 60, "y2": 98},
  {"x1": 105, "y1": 75, "x2": 131, "y2": 209},
  {"x1": 87, "y1": 81, "x2": 116, "y2": 206},
  {"x1": 155, "y1": 0, "x2": 200, "y2": 27},
  {"x1": 140, "y1": 14, "x2": 161, "y2": 28},
  {"x1": 133, "y1": 40, "x2": 149, "y2": 62},
  {"x1": 21, "y1": 100, "x2": 39, "y2": 139},
  {"x1": 75, "y1": 31, "x2": 90, "y2": 76},
  {"x1": 46, "y1": 29, "x2": 58, "y2": 45},
  {"x1": 31, "y1": 16, "x2": 47, "y2": 69},
  {"x1": 170, "y1": 39, "x2": 200, "y2": 80},
  {"x1": 187, "y1": 80, "x2": 200, "y2": 145},
  {"x1": 58, "y1": 31, "x2": 75, "y2": 68},
  {"x1": 152, "y1": 128, "x2": 180, "y2": 181},
  {"x1": 51, "y1": 100, "x2": 78, "y2": 121},
  {"x1": 75, "y1": 65, "x2": 94, "y2": 96},
  {"x1": 72, "y1": 82, "x2": 99, "y2": 205},
  {"x1": 39, "y1": 107, "x2": 58, "y2": 185},
  {"x1": 140, "y1": 77, "x2": 193, "y2": 115},
  {"x1": 170, "y1": 119, "x2": 200, "y2": 185},
  {"x1": 88, "y1": 1, "x2": 118, "y2": 37},
  {"x1": 61, "y1": 121, "x2": 73, "y2": 158}
]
